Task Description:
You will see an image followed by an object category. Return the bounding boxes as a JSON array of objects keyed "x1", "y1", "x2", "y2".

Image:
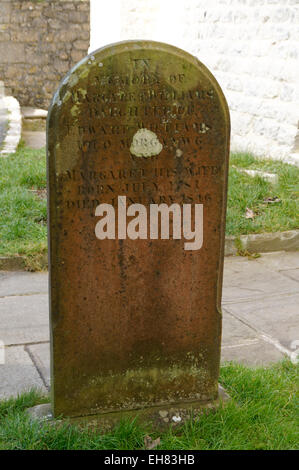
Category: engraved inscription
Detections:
[{"x1": 48, "y1": 41, "x2": 230, "y2": 418}]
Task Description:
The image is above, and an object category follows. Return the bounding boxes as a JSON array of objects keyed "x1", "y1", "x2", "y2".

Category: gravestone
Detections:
[{"x1": 47, "y1": 40, "x2": 230, "y2": 420}]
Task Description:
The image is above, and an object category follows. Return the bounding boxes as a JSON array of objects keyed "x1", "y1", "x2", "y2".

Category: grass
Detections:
[
  {"x1": 0, "y1": 360, "x2": 298, "y2": 450},
  {"x1": 0, "y1": 146, "x2": 298, "y2": 269},
  {"x1": 0, "y1": 144, "x2": 47, "y2": 269},
  {"x1": 227, "y1": 153, "x2": 299, "y2": 236}
]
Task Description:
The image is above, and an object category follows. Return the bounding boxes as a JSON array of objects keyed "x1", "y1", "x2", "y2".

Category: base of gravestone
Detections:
[{"x1": 26, "y1": 385, "x2": 230, "y2": 432}]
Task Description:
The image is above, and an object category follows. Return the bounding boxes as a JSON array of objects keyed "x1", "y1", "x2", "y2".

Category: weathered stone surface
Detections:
[
  {"x1": 222, "y1": 255, "x2": 299, "y2": 303},
  {"x1": 1, "y1": 252, "x2": 298, "y2": 400},
  {"x1": 224, "y1": 230, "x2": 299, "y2": 257},
  {"x1": 0, "y1": 42, "x2": 25, "y2": 63},
  {"x1": 0, "y1": 0, "x2": 90, "y2": 108},
  {"x1": 256, "y1": 251, "x2": 299, "y2": 271},
  {"x1": 0, "y1": 294, "x2": 49, "y2": 346},
  {"x1": 22, "y1": 130, "x2": 46, "y2": 149},
  {"x1": 26, "y1": 384, "x2": 229, "y2": 431},
  {"x1": 26, "y1": 343, "x2": 51, "y2": 390},
  {"x1": 0, "y1": 346, "x2": 47, "y2": 399},
  {"x1": 0, "y1": 271, "x2": 47, "y2": 297},
  {"x1": 22, "y1": 107, "x2": 48, "y2": 119},
  {"x1": 0, "y1": 96, "x2": 22, "y2": 155},
  {"x1": 26, "y1": 403, "x2": 53, "y2": 421},
  {"x1": 221, "y1": 337, "x2": 285, "y2": 365},
  {"x1": 226, "y1": 293, "x2": 299, "y2": 350},
  {"x1": 234, "y1": 167, "x2": 278, "y2": 184},
  {"x1": 47, "y1": 41, "x2": 230, "y2": 418},
  {"x1": 242, "y1": 229, "x2": 299, "y2": 253},
  {"x1": 0, "y1": 257, "x2": 25, "y2": 271},
  {"x1": 224, "y1": 236, "x2": 237, "y2": 256}
]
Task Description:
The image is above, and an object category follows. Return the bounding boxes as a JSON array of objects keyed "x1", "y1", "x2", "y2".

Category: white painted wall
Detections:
[
  {"x1": 90, "y1": 0, "x2": 184, "y2": 49},
  {"x1": 90, "y1": 0, "x2": 299, "y2": 164}
]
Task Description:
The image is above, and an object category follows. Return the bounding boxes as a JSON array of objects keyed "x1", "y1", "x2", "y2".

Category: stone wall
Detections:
[
  {"x1": 183, "y1": 0, "x2": 299, "y2": 163},
  {"x1": 0, "y1": 0, "x2": 90, "y2": 109},
  {"x1": 90, "y1": 0, "x2": 298, "y2": 163}
]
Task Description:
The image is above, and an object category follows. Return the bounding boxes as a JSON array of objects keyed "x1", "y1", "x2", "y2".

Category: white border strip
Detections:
[{"x1": 0, "y1": 96, "x2": 22, "y2": 156}]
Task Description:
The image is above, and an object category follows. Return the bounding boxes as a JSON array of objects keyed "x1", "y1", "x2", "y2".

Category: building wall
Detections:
[
  {"x1": 0, "y1": 0, "x2": 90, "y2": 109},
  {"x1": 90, "y1": 0, "x2": 299, "y2": 163},
  {"x1": 0, "y1": 0, "x2": 297, "y2": 161}
]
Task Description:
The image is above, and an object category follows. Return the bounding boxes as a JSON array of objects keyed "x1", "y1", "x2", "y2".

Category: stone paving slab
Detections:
[
  {"x1": 0, "y1": 251, "x2": 298, "y2": 399},
  {"x1": 26, "y1": 343, "x2": 50, "y2": 390},
  {"x1": 0, "y1": 271, "x2": 48, "y2": 297},
  {"x1": 280, "y1": 268, "x2": 299, "y2": 282},
  {"x1": 222, "y1": 311, "x2": 257, "y2": 346},
  {"x1": 225, "y1": 294, "x2": 299, "y2": 350},
  {"x1": 0, "y1": 345, "x2": 47, "y2": 398},
  {"x1": 222, "y1": 256, "x2": 299, "y2": 302},
  {"x1": 255, "y1": 251, "x2": 299, "y2": 270},
  {"x1": 0, "y1": 294, "x2": 49, "y2": 345},
  {"x1": 221, "y1": 338, "x2": 285, "y2": 365}
]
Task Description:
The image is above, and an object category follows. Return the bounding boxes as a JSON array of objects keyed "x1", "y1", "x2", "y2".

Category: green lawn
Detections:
[
  {"x1": 0, "y1": 145, "x2": 47, "y2": 269},
  {"x1": 0, "y1": 361, "x2": 298, "y2": 450},
  {"x1": 227, "y1": 153, "x2": 299, "y2": 236},
  {"x1": 0, "y1": 146, "x2": 298, "y2": 269}
]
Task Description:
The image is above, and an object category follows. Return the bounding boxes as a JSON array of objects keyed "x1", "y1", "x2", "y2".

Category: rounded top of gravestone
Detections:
[
  {"x1": 48, "y1": 40, "x2": 229, "y2": 121},
  {"x1": 47, "y1": 40, "x2": 230, "y2": 175},
  {"x1": 47, "y1": 40, "x2": 231, "y2": 418}
]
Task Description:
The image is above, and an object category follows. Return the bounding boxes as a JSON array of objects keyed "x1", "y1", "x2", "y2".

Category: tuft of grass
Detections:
[
  {"x1": 158, "y1": 360, "x2": 299, "y2": 451},
  {"x1": 0, "y1": 147, "x2": 298, "y2": 269},
  {"x1": 0, "y1": 361, "x2": 298, "y2": 450},
  {"x1": 0, "y1": 389, "x2": 47, "y2": 420}
]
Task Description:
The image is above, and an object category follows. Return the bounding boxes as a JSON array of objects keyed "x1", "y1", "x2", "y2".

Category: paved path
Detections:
[{"x1": 0, "y1": 251, "x2": 298, "y2": 398}]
